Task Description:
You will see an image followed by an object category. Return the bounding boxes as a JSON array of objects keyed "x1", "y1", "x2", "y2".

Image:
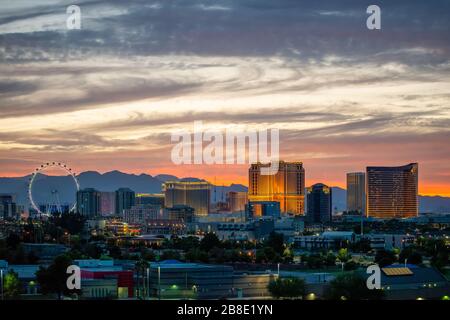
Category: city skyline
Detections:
[
  {"x1": 1, "y1": 1, "x2": 449, "y2": 306},
  {"x1": 0, "y1": 160, "x2": 441, "y2": 197},
  {"x1": 1, "y1": 0, "x2": 449, "y2": 197}
]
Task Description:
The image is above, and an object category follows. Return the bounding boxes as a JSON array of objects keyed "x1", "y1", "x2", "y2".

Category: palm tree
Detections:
[{"x1": 135, "y1": 259, "x2": 149, "y2": 299}]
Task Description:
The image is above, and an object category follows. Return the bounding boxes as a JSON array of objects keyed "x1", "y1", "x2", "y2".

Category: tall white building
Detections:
[{"x1": 346, "y1": 172, "x2": 366, "y2": 214}]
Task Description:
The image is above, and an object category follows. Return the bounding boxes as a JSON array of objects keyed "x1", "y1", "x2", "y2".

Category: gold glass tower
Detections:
[
  {"x1": 248, "y1": 161, "x2": 305, "y2": 215},
  {"x1": 346, "y1": 172, "x2": 366, "y2": 214},
  {"x1": 163, "y1": 181, "x2": 211, "y2": 217},
  {"x1": 366, "y1": 163, "x2": 418, "y2": 219}
]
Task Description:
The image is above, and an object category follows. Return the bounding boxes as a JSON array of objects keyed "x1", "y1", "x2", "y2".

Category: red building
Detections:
[{"x1": 81, "y1": 269, "x2": 134, "y2": 298}]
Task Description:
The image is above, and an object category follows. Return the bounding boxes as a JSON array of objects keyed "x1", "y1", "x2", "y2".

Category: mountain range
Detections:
[
  {"x1": 0, "y1": 171, "x2": 449, "y2": 214},
  {"x1": 0, "y1": 171, "x2": 246, "y2": 209}
]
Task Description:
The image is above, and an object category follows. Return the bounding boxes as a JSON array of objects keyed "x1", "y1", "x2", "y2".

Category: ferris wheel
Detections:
[{"x1": 28, "y1": 162, "x2": 80, "y2": 216}]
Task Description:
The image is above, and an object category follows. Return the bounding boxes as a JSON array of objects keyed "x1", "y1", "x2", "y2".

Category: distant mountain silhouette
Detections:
[
  {"x1": 0, "y1": 172, "x2": 449, "y2": 213},
  {"x1": 0, "y1": 171, "x2": 247, "y2": 209},
  {"x1": 331, "y1": 187, "x2": 347, "y2": 213},
  {"x1": 154, "y1": 174, "x2": 179, "y2": 182},
  {"x1": 330, "y1": 186, "x2": 450, "y2": 214}
]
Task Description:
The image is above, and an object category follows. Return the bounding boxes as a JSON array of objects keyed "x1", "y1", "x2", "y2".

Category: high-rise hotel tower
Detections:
[
  {"x1": 248, "y1": 161, "x2": 305, "y2": 215},
  {"x1": 163, "y1": 181, "x2": 211, "y2": 217},
  {"x1": 366, "y1": 163, "x2": 418, "y2": 218},
  {"x1": 346, "y1": 172, "x2": 366, "y2": 214},
  {"x1": 306, "y1": 183, "x2": 332, "y2": 223}
]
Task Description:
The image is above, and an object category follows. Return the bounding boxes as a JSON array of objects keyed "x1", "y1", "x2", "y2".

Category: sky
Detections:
[{"x1": 0, "y1": 0, "x2": 449, "y2": 195}]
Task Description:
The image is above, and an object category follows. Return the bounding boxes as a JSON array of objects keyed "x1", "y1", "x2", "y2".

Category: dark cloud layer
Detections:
[{"x1": 0, "y1": 1, "x2": 449, "y2": 194}]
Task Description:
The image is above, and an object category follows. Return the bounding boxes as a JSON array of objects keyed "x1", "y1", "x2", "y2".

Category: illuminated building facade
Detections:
[
  {"x1": 246, "y1": 201, "x2": 281, "y2": 219},
  {"x1": 248, "y1": 161, "x2": 305, "y2": 215},
  {"x1": 100, "y1": 192, "x2": 115, "y2": 216},
  {"x1": 166, "y1": 205, "x2": 195, "y2": 223},
  {"x1": 115, "y1": 188, "x2": 135, "y2": 215},
  {"x1": 227, "y1": 191, "x2": 248, "y2": 213},
  {"x1": 0, "y1": 194, "x2": 17, "y2": 219},
  {"x1": 136, "y1": 193, "x2": 165, "y2": 206},
  {"x1": 163, "y1": 181, "x2": 211, "y2": 217},
  {"x1": 346, "y1": 172, "x2": 366, "y2": 214},
  {"x1": 76, "y1": 188, "x2": 101, "y2": 217},
  {"x1": 306, "y1": 183, "x2": 332, "y2": 224},
  {"x1": 123, "y1": 204, "x2": 160, "y2": 225},
  {"x1": 366, "y1": 163, "x2": 418, "y2": 219}
]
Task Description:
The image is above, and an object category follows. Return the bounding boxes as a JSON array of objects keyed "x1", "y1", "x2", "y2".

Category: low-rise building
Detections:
[
  {"x1": 364, "y1": 234, "x2": 415, "y2": 250},
  {"x1": 22, "y1": 243, "x2": 69, "y2": 263},
  {"x1": 294, "y1": 231, "x2": 355, "y2": 250},
  {"x1": 147, "y1": 260, "x2": 276, "y2": 299},
  {"x1": 0, "y1": 261, "x2": 40, "y2": 294},
  {"x1": 166, "y1": 205, "x2": 195, "y2": 223},
  {"x1": 123, "y1": 204, "x2": 160, "y2": 225},
  {"x1": 214, "y1": 218, "x2": 275, "y2": 241},
  {"x1": 274, "y1": 216, "x2": 305, "y2": 240},
  {"x1": 74, "y1": 259, "x2": 134, "y2": 299},
  {"x1": 246, "y1": 201, "x2": 281, "y2": 219},
  {"x1": 145, "y1": 219, "x2": 186, "y2": 235},
  {"x1": 81, "y1": 278, "x2": 118, "y2": 299},
  {"x1": 375, "y1": 265, "x2": 450, "y2": 300}
]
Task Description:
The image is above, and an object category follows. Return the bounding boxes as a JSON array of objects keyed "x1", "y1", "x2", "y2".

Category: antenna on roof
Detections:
[{"x1": 214, "y1": 176, "x2": 217, "y2": 203}]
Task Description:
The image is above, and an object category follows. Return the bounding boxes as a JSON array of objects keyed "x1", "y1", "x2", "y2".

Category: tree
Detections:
[
  {"x1": 375, "y1": 249, "x2": 397, "y2": 267},
  {"x1": 172, "y1": 236, "x2": 200, "y2": 251},
  {"x1": 208, "y1": 247, "x2": 226, "y2": 263},
  {"x1": 324, "y1": 252, "x2": 337, "y2": 266},
  {"x1": 185, "y1": 248, "x2": 209, "y2": 263},
  {"x1": 51, "y1": 212, "x2": 86, "y2": 235},
  {"x1": 200, "y1": 233, "x2": 221, "y2": 252},
  {"x1": 265, "y1": 232, "x2": 284, "y2": 254},
  {"x1": 256, "y1": 247, "x2": 281, "y2": 263},
  {"x1": 36, "y1": 255, "x2": 74, "y2": 300},
  {"x1": 282, "y1": 246, "x2": 294, "y2": 263},
  {"x1": 337, "y1": 248, "x2": 351, "y2": 263},
  {"x1": 325, "y1": 272, "x2": 384, "y2": 300},
  {"x1": 4, "y1": 271, "x2": 22, "y2": 299},
  {"x1": 6, "y1": 233, "x2": 21, "y2": 249},
  {"x1": 135, "y1": 259, "x2": 149, "y2": 299},
  {"x1": 431, "y1": 251, "x2": 449, "y2": 271},
  {"x1": 268, "y1": 277, "x2": 306, "y2": 299},
  {"x1": 160, "y1": 250, "x2": 181, "y2": 261},
  {"x1": 344, "y1": 261, "x2": 359, "y2": 271},
  {"x1": 399, "y1": 248, "x2": 423, "y2": 265},
  {"x1": 84, "y1": 243, "x2": 102, "y2": 259},
  {"x1": 305, "y1": 254, "x2": 324, "y2": 269},
  {"x1": 108, "y1": 245, "x2": 122, "y2": 259},
  {"x1": 141, "y1": 248, "x2": 155, "y2": 261},
  {"x1": 350, "y1": 239, "x2": 372, "y2": 253}
]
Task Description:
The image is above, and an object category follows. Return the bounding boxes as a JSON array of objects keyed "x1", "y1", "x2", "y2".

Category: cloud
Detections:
[{"x1": 0, "y1": 0, "x2": 449, "y2": 194}]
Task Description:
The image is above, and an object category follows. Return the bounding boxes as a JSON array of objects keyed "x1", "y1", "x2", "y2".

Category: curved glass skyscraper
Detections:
[{"x1": 366, "y1": 163, "x2": 418, "y2": 219}]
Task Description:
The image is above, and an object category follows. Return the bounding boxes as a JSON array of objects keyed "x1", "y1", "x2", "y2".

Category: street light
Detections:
[
  {"x1": 158, "y1": 266, "x2": 161, "y2": 300},
  {"x1": 146, "y1": 267, "x2": 150, "y2": 300},
  {"x1": 1, "y1": 269, "x2": 3, "y2": 300}
]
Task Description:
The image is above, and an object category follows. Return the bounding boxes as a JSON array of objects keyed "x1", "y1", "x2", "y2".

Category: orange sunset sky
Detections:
[{"x1": 0, "y1": 1, "x2": 449, "y2": 196}]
